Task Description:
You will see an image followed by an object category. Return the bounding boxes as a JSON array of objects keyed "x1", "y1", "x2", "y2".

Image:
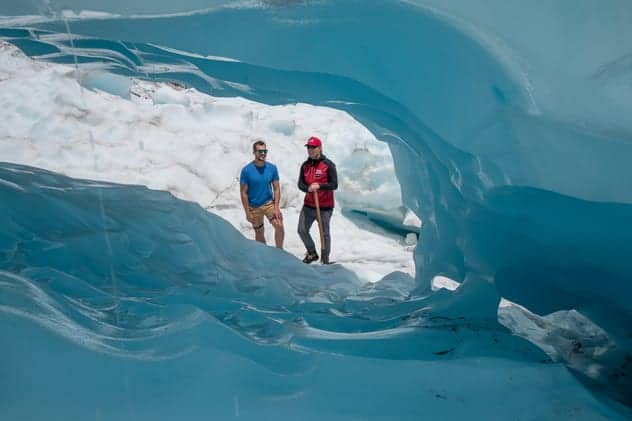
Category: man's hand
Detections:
[
  {"x1": 245, "y1": 210, "x2": 255, "y2": 224},
  {"x1": 308, "y1": 183, "x2": 320, "y2": 192},
  {"x1": 271, "y1": 208, "x2": 283, "y2": 227}
]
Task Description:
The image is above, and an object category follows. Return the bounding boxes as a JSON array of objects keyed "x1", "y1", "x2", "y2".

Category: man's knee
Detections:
[{"x1": 270, "y1": 216, "x2": 283, "y2": 229}]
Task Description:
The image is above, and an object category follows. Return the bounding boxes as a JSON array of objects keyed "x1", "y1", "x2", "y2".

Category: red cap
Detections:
[{"x1": 305, "y1": 136, "x2": 322, "y2": 147}]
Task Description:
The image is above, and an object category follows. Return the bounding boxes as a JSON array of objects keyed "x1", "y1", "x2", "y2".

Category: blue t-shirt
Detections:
[{"x1": 239, "y1": 162, "x2": 279, "y2": 207}]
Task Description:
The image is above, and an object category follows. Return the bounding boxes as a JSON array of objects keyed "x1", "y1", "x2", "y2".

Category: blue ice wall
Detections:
[
  {"x1": 1, "y1": 162, "x2": 627, "y2": 420},
  {"x1": 6, "y1": 0, "x2": 628, "y2": 325},
  {"x1": 1, "y1": 0, "x2": 632, "y2": 415}
]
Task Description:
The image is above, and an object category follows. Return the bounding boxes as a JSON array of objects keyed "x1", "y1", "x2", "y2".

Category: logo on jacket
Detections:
[{"x1": 315, "y1": 169, "x2": 322, "y2": 178}]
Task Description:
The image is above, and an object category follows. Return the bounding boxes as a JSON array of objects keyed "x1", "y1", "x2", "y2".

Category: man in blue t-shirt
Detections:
[{"x1": 239, "y1": 140, "x2": 285, "y2": 248}]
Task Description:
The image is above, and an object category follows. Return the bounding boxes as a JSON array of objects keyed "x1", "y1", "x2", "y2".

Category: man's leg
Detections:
[
  {"x1": 297, "y1": 206, "x2": 317, "y2": 255},
  {"x1": 254, "y1": 225, "x2": 266, "y2": 243},
  {"x1": 272, "y1": 219, "x2": 284, "y2": 249},
  {"x1": 265, "y1": 206, "x2": 285, "y2": 249},
  {"x1": 320, "y1": 209, "x2": 333, "y2": 263},
  {"x1": 251, "y1": 207, "x2": 266, "y2": 244}
]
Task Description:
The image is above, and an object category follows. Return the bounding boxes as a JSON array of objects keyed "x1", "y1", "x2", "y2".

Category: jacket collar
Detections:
[{"x1": 308, "y1": 154, "x2": 326, "y2": 164}]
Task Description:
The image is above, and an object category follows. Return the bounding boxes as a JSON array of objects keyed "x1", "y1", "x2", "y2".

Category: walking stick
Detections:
[{"x1": 313, "y1": 190, "x2": 326, "y2": 261}]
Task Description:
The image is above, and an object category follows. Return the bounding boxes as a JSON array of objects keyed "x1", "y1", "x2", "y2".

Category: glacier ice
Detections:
[
  {"x1": 0, "y1": 162, "x2": 626, "y2": 420},
  {"x1": 1, "y1": 0, "x2": 632, "y2": 418}
]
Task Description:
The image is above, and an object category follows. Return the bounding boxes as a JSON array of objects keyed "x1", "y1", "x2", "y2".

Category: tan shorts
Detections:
[{"x1": 250, "y1": 202, "x2": 277, "y2": 229}]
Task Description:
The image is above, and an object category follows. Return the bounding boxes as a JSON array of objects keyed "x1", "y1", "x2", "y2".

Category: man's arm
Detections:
[
  {"x1": 240, "y1": 183, "x2": 254, "y2": 223},
  {"x1": 271, "y1": 180, "x2": 283, "y2": 220},
  {"x1": 272, "y1": 180, "x2": 281, "y2": 209},
  {"x1": 319, "y1": 160, "x2": 338, "y2": 191},
  {"x1": 297, "y1": 162, "x2": 309, "y2": 192}
]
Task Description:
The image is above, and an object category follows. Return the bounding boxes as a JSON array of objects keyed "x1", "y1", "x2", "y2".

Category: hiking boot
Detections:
[
  {"x1": 321, "y1": 256, "x2": 332, "y2": 265},
  {"x1": 302, "y1": 252, "x2": 319, "y2": 264}
]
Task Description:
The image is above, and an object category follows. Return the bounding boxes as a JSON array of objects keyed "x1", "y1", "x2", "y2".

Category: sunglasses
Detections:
[{"x1": 255, "y1": 149, "x2": 268, "y2": 154}]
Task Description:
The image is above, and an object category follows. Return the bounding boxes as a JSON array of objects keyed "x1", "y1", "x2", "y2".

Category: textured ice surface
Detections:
[
  {"x1": 0, "y1": 163, "x2": 625, "y2": 420},
  {"x1": 1, "y1": 0, "x2": 632, "y2": 418}
]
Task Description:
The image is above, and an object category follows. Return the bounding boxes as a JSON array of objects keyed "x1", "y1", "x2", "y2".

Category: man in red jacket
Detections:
[{"x1": 297, "y1": 136, "x2": 338, "y2": 264}]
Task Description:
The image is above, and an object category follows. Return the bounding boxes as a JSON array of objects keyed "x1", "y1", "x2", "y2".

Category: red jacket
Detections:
[{"x1": 298, "y1": 155, "x2": 338, "y2": 209}]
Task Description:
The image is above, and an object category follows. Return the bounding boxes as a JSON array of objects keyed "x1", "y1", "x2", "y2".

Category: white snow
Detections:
[{"x1": 0, "y1": 41, "x2": 416, "y2": 283}]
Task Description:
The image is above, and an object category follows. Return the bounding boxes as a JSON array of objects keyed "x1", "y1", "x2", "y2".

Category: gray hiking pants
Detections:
[{"x1": 298, "y1": 205, "x2": 333, "y2": 258}]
